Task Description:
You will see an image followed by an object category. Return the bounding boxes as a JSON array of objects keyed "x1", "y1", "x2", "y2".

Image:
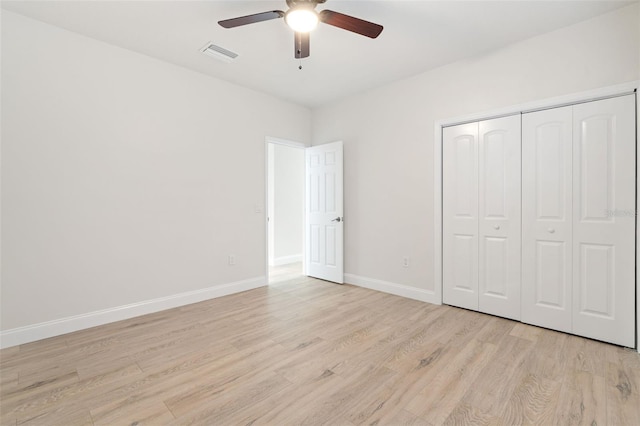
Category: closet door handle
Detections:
[
  {"x1": 493, "y1": 225, "x2": 500, "y2": 230},
  {"x1": 547, "y1": 228, "x2": 555, "y2": 233}
]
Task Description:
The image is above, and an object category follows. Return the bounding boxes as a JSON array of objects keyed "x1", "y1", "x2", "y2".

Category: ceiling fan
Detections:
[{"x1": 218, "y1": 0, "x2": 383, "y2": 59}]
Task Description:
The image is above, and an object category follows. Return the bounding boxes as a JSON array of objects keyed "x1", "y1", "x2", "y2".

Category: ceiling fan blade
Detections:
[
  {"x1": 294, "y1": 32, "x2": 310, "y2": 59},
  {"x1": 218, "y1": 11, "x2": 284, "y2": 28},
  {"x1": 319, "y1": 10, "x2": 383, "y2": 38}
]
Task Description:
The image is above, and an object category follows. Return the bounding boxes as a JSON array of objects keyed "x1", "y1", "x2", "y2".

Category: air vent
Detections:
[{"x1": 200, "y1": 42, "x2": 238, "y2": 63}]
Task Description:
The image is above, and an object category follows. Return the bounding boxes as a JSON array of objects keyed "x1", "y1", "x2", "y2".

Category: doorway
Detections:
[{"x1": 266, "y1": 138, "x2": 305, "y2": 284}]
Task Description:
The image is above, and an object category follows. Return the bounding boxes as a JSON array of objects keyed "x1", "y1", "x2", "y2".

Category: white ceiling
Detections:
[{"x1": 2, "y1": 1, "x2": 634, "y2": 108}]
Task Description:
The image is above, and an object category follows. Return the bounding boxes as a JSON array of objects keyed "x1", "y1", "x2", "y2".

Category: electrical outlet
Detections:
[
  {"x1": 228, "y1": 255, "x2": 236, "y2": 266},
  {"x1": 403, "y1": 257, "x2": 410, "y2": 268}
]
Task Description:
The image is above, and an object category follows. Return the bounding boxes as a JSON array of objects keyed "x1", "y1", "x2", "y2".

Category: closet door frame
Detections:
[{"x1": 433, "y1": 80, "x2": 639, "y2": 350}]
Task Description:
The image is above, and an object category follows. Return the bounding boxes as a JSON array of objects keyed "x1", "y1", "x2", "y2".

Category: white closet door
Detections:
[
  {"x1": 478, "y1": 115, "x2": 521, "y2": 320},
  {"x1": 443, "y1": 123, "x2": 479, "y2": 310},
  {"x1": 522, "y1": 106, "x2": 573, "y2": 332},
  {"x1": 572, "y1": 95, "x2": 635, "y2": 347}
]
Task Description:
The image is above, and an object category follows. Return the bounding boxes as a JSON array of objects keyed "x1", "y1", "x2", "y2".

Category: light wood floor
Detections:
[
  {"x1": 269, "y1": 262, "x2": 304, "y2": 284},
  {"x1": 1, "y1": 270, "x2": 639, "y2": 425}
]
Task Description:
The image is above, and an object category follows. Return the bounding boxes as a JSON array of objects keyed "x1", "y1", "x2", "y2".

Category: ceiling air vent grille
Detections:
[{"x1": 200, "y1": 42, "x2": 238, "y2": 63}]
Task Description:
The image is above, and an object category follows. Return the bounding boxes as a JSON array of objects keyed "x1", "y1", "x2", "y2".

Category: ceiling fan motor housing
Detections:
[{"x1": 286, "y1": 0, "x2": 325, "y2": 10}]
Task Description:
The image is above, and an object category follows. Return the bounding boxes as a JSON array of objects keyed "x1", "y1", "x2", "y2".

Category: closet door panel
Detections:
[
  {"x1": 522, "y1": 106, "x2": 573, "y2": 332},
  {"x1": 443, "y1": 123, "x2": 479, "y2": 310},
  {"x1": 572, "y1": 95, "x2": 635, "y2": 347},
  {"x1": 478, "y1": 115, "x2": 521, "y2": 320}
]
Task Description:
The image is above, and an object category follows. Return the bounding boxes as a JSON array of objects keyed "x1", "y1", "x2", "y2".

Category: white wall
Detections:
[
  {"x1": 312, "y1": 4, "x2": 639, "y2": 298},
  {"x1": 0, "y1": 11, "x2": 310, "y2": 340},
  {"x1": 268, "y1": 144, "x2": 304, "y2": 265}
]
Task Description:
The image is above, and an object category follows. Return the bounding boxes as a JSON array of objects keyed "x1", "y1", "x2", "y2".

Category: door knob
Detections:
[
  {"x1": 493, "y1": 225, "x2": 500, "y2": 230},
  {"x1": 331, "y1": 217, "x2": 342, "y2": 222},
  {"x1": 547, "y1": 228, "x2": 555, "y2": 233}
]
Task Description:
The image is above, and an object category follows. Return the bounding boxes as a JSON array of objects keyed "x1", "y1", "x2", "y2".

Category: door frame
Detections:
[
  {"x1": 265, "y1": 136, "x2": 307, "y2": 283},
  {"x1": 433, "y1": 80, "x2": 639, "y2": 349}
]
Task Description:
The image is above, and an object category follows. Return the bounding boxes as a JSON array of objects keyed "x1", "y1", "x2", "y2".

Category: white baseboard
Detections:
[
  {"x1": 344, "y1": 273, "x2": 440, "y2": 305},
  {"x1": 271, "y1": 254, "x2": 302, "y2": 266},
  {"x1": 0, "y1": 276, "x2": 266, "y2": 349}
]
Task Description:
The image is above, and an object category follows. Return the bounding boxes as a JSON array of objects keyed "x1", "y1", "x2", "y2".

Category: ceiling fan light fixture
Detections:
[{"x1": 285, "y1": 8, "x2": 318, "y2": 33}]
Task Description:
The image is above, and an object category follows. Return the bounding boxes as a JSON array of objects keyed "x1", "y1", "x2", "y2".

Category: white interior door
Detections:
[
  {"x1": 522, "y1": 106, "x2": 573, "y2": 332},
  {"x1": 572, "y1": 95, "x2": 635, "y2": 347},
  {"x1": 443, "y1": 123, "x2": 479, "y2": 310},
  {"x1": 478, "y1": 115, "x2": 521, "y2": 320},
  {"x1": 305, "y1": 141, "x2": 344, "y2": 284}
]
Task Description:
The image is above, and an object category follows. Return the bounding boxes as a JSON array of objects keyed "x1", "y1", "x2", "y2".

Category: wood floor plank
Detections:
[
  {"x1": 10, "y1": 364, "x2": 142, "y2": 424},
  {"x1": 441, "y1": 403, "x2": 501, "y2": 426},
  {"x1": 9, "y1": 337, "x2": 68, "y2": 361},
  {"x1": 554, "y1": 370, "x2": 606, "y2": 425},
  {"x1": 0, "y1": 371, "x2": 18, "y2": 394},
  {"x1": 134, "y1": 337, "x2": 238, "y2": 373},
  {"x1": 405, "y1": 338, "x2": 498, "y2": 424},
  {"x1": 386, "y1": 409, "x2": 433, "y2": 426},
  {"x1": 382, "y1": 308, "x2": 462, "y2": 373},
  {"x1": 90, "y1": 400, "x2": 174, "y2": 425},
  {"x1": 520, "y1": 328, "x2": 570, "y2": 381},
  {"x1": 1, "y1": 371, "x2": 80, "y2": 418},
  {"x1": 92, "y1": 342, "x2": 241, "y2": 405},
  {"x1": 1, "y1": 264, "x2": 639, "y2": 425},
  {"x1": 169, "y1": 372, "x2": 292, "y2": 425},
  {"x1": 163, "y1": 341, "x2": 287, "y2": 418},
  {"x1": 565, "y1": 334, "x2": 608, "y2": 378},
  {"x1": 331, "y1": 312, "x2": 446, "y2": 381},
  {"x1": 605, "y1": 349, "x2": 640, "y2": 425},
  {"x1": 226, "y1": 368, "x2": 346, "y2": 425},
  {"x1": 17, "y1": 407, "x2": 93, "y2": 426},
  {"x1": 442, "y1": 309, "x2": 495, "y2": 350},
  {"x1": 459, "y1": 335, "x2": 535, "y2": 417},
  {"x1": 273, "y1": 323, "x2": 392, "y2": 384},
  {"x1": 261, "y1": 364, "x2": 397, "y2": 426},
  {"x1": 0, "y1": 417, "x2": 16, "y2": 426},
  {"x1": 1, "y1": 341, "x2": 71, "y2": 372},
  {"x1": 499, "y1": 373, "x2": 561, "y2": 425},
  {"x1": 0, "y1": 346, "x2": 20, "y2": 368},
  {"x1": 509, "y1": 322, "x2": 543, "y2": 342},
  {"x1": 473, "y1": 315, "x2": 517, "y2": 346},
  {"x1": 271, "y1": 306, "x2": 361, "y2": 349},
  {"x1": 82, "y1": 347, "x2": 237, "y2": 420},
  {"x1": 345, "y1": 343, "x2": 456, "y2": 425}
]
